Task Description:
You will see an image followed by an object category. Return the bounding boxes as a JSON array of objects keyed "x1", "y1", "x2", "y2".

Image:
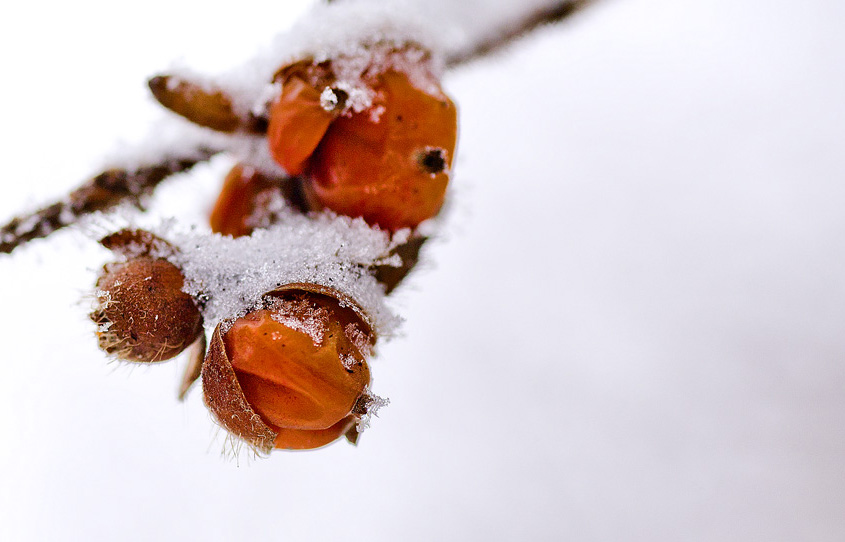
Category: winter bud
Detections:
[
  {"x1": 202, "y1": 283, "x2": 378, "y2": 452},
  {"x1": 90, "y1": 230, "x2": 203, "y2": 363}
]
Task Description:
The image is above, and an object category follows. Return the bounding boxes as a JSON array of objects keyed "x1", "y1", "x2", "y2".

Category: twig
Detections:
[
  {"x1": 446, "y1": 0, "x2": 596, "y2": 68},
  {"x1": 0, "y1": 149, "x2": 217, "y2": 254}
]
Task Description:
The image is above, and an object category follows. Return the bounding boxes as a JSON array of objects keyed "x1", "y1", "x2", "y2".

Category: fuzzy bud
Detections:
[{"x1": 91, "y1": 230, "x2": 203, "y2": 363}]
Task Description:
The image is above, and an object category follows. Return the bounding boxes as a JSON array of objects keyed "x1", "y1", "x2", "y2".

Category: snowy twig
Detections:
[
  {"x1": 0, "y1": 149, "x2": 216, "y2": 254},
  {"x1": 0, "y1": 0, "x2": 595, "y2": 255},
  {"x1": 445, "y1": 0, "x2": 595, "y2": 67}
]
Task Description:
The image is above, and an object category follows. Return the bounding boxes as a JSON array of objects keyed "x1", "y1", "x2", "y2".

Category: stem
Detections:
[
  {"x1": 0, "y1": 149, "x2": 217, "y2": 254},
  {"x1": 446, "y1": 0, "x2": 595, "y2": 67}
]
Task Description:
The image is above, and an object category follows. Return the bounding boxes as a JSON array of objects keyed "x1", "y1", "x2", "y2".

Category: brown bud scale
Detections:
[{"x1": 91, "y1": 257, "x2": 203, "y2": 363}]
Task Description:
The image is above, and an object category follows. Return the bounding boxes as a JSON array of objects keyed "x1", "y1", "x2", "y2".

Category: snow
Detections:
[
  {"x1": 170, "y1": 0, "x2": 573, "y2": 121},
  {"x1": 1, "y1": 0, "x2": 845, "y2": 541},
  {"x1": 159, "y1": 210, "x2": 402, "y2": 337}
]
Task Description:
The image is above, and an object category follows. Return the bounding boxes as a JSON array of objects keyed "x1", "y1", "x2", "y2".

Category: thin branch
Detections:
[
  {"x1": 446, "y1": 0, "x2": 596, "y2": 68},
  {"x1": 0, "y1": 149, "x2": 217, "y2": 254}
]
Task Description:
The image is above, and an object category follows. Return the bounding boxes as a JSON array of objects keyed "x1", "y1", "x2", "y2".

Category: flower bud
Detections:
[
  {"x1": 267, "y1": 47, "x2": 458, "y2": 231},
  {"x1": 305, "y1": 69, "x2": 457, "y2": 231},
  {"x1": 202, "y1": 283, "x2": 377, "y2": 452},
  {"x1": 209, "y1": 163, "x2": 306, "y2": 238},
  {"x1": 91, "y1": 230, "x2": 203, "y2": 363}
]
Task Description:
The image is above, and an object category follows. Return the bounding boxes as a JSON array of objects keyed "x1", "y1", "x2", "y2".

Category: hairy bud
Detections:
[{"x1": 91, "y1": 230, "x2": 203, "y2": 362}]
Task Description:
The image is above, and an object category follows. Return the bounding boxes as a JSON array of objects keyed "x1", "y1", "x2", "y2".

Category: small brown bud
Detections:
[{"x1": 91, "y1": 257, "x2": 203, "y2": 362}]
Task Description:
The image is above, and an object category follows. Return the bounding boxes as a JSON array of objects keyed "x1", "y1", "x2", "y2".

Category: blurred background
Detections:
[{"x1": 1, "y1": 0, "x2": 844, "y2": 540}]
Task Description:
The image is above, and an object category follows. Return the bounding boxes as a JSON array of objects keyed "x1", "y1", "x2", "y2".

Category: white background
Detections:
[{"x1": 1, "y1": 0, "x2": 844, "y2": 540}]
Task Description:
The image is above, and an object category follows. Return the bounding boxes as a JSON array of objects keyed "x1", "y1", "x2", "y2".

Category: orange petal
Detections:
[
  {"x1": 267, "y1": 76, "x2": 336, "y2": 175},
  {"x1": 209, "y1": 164, "x2": 283, "y2": 237},
  {"x1": 272, "y1": 416, "x2": 356, "y2": 450}
]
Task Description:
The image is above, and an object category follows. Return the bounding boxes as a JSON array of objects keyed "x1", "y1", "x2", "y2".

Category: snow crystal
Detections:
[
  {"x1": 356, "y1": 391, "x2": 389, "y2": 433},
  {"x1": 242, "y1": 189, "x2": 288, "y2": 231},
  {"x1": 340, "y1": 353, "x2": 357, "y2": 371},
  {"x1": 101, "y1": 114, "x2": 286, "y2": 178},
  {"x1": 319, "y1": 87, "x2": 341, "y2": 112},
  {"x1": 99, "y1": 0, "x2": 573, "y2": 179},
  {"x1": 161, "y1": 209, "x2": 404, "y2": 338},
  {"x1": 13, "y1": 214, "x2": 41, "y2": 237},
  {"x1": 344, "y1": 322, "x2": 373, "y2": 357},
  {"x1": 269, "y1": 297, "x2": 329, "y2": 347}
]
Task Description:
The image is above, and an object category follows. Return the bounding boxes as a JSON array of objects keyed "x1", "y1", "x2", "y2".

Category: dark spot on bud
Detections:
[{"x1": 417, "y1": 147, "x2": 447, "y2": 175}]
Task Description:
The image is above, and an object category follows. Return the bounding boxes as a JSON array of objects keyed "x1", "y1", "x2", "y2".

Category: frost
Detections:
[
  {"x1": 242, "y1": 188, "x2": 288, "y2": 231},
  {"x1": 14, "y1": 214, "x2": 41, "y2": 237},
  {"x1": 269, "y1": 297, "x2": 329, "y2": 347},
  {"x1": 344, "y1": 322, "x2": 373, "y2": 357},
  {"x1": 356, "y1": 391, "x2": 389, "y2": 433},
  {"x1": 368, "y1": 104, "x2": 386, "y2": 123},
  {"x1": 319, "y1": 87, "x2": 341, "y2": 112},
  {"x1": 95, "y1": 0, "x2": 571, "y2": 179},
  {"x1": 340, "y1": 353, "x2": 356, "y2": 371},
  {"x1": 94, "y1": 289, "x2": 112, "y2": 306}
]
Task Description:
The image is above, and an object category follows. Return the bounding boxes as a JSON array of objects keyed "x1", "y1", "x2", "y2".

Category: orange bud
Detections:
[
  {"x1": 306, "y1": 70, "x2": 458, "y2": 231},
  {"x1": 202, "y1": 284, "x2": 376, "y2": 452},
  {"x1": 210, "y1": 164, "x2": 283, "y2": 237}
]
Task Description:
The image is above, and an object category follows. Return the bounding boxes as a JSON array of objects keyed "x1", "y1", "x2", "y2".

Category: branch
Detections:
[
  {"x1": 445, "y1": 0, "x2": 596, "y2": 68},
  {"x1": 0, "y1": 149, "x2": 217, "y2": 254}
]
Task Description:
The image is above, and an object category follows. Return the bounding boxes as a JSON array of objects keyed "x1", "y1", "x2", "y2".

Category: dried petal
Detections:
[
  {"x1": 202, "y1": 325, "x2": 278, "y2": 454},
  {"x1": 148, "y1": 74, "x2": 265, "y2": 133},
  {"x1": 178, "y1": 330, "x2": 206, "y2": 401}
]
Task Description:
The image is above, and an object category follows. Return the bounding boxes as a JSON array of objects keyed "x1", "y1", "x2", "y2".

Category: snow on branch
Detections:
[{"x1": 0, "y1": 0, "x2": 589, "y2": 255}]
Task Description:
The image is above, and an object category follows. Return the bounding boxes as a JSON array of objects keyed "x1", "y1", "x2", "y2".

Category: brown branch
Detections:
[
  {"x1": 0, "y1": 148, "x2": 217, "y2": 254},
  {"x1": 445, "y1": 0, "x2": 596, "y2": 68}
]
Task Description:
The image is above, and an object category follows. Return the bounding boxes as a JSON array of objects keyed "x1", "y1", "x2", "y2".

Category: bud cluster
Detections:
[{"x1": 86, "y1": 43, "x2": 457, "y2": 454}]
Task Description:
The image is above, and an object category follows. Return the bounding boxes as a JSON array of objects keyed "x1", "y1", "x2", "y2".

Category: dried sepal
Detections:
[
  {"x1": 99, "y1": 228, "x2": 177, "y2": 259},
  {"x1": 148, "y1": 75, "x2": 266, "y2": 134},
  {"x1": 344, "y1": 424, "x2": 360, "y2": 445},
  {"x1": 202, "y1": 324, "x2": 278, "y2": 454},
  {"x1": 373, "y1": 234, "x2": 427, "y2": 294},
  {"x1": 178, "y1": 330, "x2": 207, "y2": 401}
]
